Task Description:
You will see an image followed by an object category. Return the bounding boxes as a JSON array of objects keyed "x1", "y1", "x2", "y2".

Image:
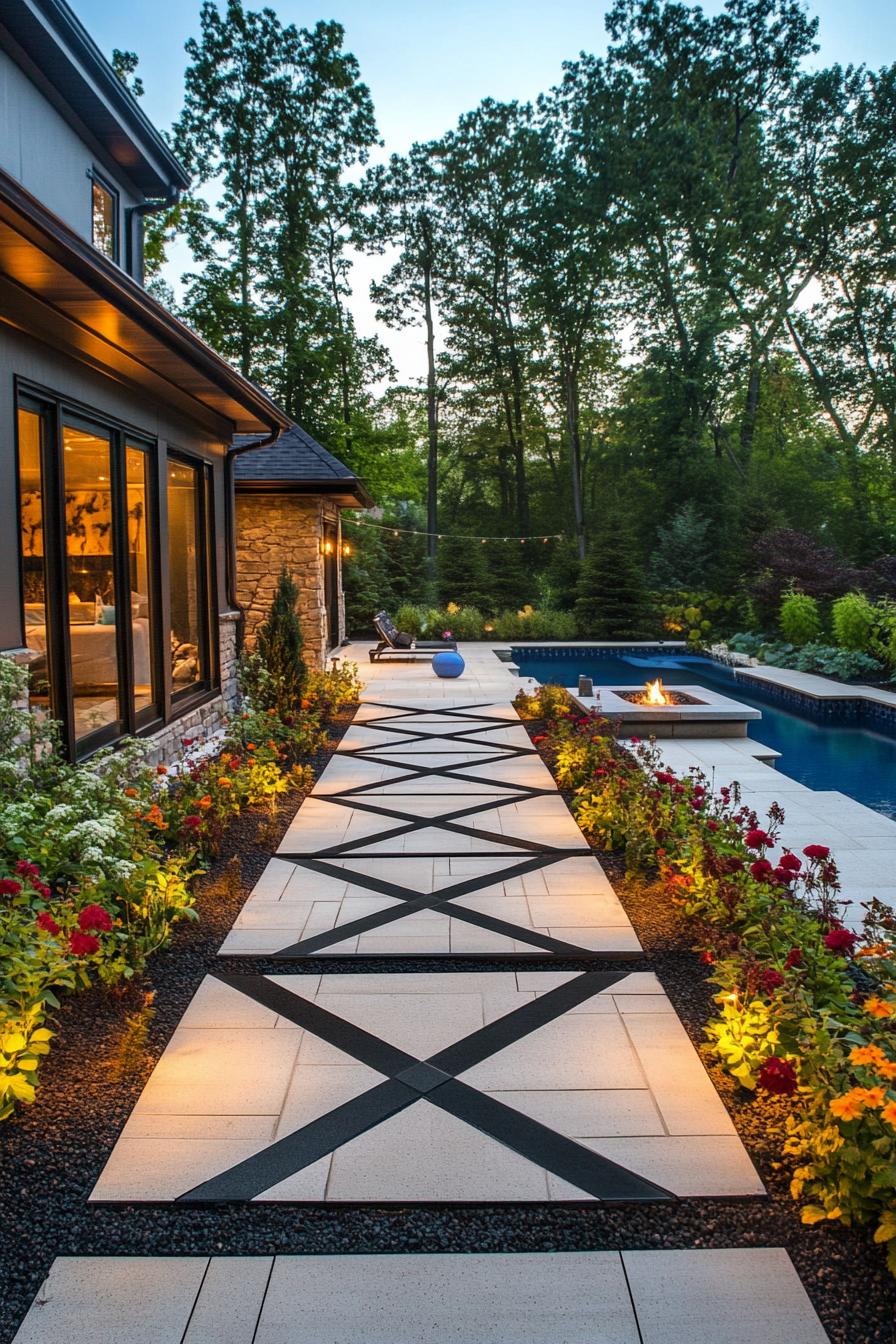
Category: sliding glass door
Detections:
[{"x1": 17, "y1": 391, "x2": 168, "y2": 756}]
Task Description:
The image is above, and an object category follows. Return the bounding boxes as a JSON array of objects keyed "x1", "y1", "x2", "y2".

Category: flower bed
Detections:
[
  {"x1": 0, "y1": 655, "x2": 360, "y2": 1120},
  {"x1": 515, "y1": 684, "x2": 896, "y2": 1277}
]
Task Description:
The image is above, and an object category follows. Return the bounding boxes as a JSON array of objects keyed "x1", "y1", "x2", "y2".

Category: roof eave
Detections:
[{"x1": 234, "y1": 477, "x2": 374, "y2": 508}]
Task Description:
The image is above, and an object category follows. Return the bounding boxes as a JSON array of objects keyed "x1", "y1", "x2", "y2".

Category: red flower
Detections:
[
  {"x1": 15, "y1": 860, "x2": 40, "y2": 879},
  {"x1": 706, "y1": 819, "x2": 719, "y2": 832},
  {"x1": 36, "y1": 912, "x2": 61, "y2": 936},
  {"x1": 760, "y1": 968, "x2": 785, "y2": 994},
  {"x1": 750, "y1": 858, "x2": 773, "y2": 881},
  {"x1": 824, "y1": 927, "x2": 858, "y2": 955},
  {"x1": 690, "y1": 798, "x2": 704, "y2": 811},
  {"x1": 784, "y1": 947, "x2": 803, "y2": 970},
  {"x1": 77, "y1": 904, "x2": 113, "y2": 933},
  {"x1": 757, "y1": 1056, "x2": 798, "y2": 1096},
  {"x1": 744, "y1": 828, "x2": 770, "y2": 849},
  {"x1": 182, "y1": 814, "x2": 202, "y2": 829},
  {"x1": 778, "y1": 851, "x2": 802, "y2": 873},
  {"x1": 0, "y1": 878, "x2": 22, "y2": 895},
  {"x1": 656, "y1": 772, "x2": 677, "y2": 786},
  {"x1": 700, "y1": 949, "x2": 714, "y2": 964},
  {"x1": 803, "y1": 844, "x2": 830, "y2": 860},
  {"x1": 773, "y1": 866, "x2": 797, "y2": 885},
  {"x1": 33, "y1": 882, "x2": 51, "y2": 900},
  {"x1": 532, "y1": 735, "x2": 546, "y2": 744},
  {"x1": 69, "y1": 931, "x2": 100, "y2": 956},
  {"x1": 630, "y1": 736, "x2": 640, "y2": 744}
]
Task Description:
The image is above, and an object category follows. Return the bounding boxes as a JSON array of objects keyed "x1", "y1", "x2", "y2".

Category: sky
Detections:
[{"x1": 74, "y1": 0, "x2": 896, "y2": 384}]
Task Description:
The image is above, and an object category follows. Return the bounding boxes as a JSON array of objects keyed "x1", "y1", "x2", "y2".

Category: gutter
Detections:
[
  {"x1": 224, "y1": 427, "x2": 282, "y2": 651},
  {"x1": 126, "y1": 188, "x2": 181, "y2": 284}
]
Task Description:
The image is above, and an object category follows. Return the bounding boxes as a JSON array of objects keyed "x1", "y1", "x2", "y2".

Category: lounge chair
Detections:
[{"x1": 369, "y1": 611, "x2": 458, "y2": 662}]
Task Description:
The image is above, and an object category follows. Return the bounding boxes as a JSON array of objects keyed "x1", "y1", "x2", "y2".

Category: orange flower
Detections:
[
  {"x1": 267, "y1": 739, "x2": 277, "y2": 750},
  {"x1": 881, "y1": 1101, "x2": 896, "y2": 1128},
  {"x1": 218, "y1": 777, "x2": 232, "y2": 789},
  {"x1": 849, "y1": 1045, "x2": 887, "y2": 1068},
  {"x1": 829, "y1": 1089, "x2": 873, "y2": 1121},
  {"x1": 857, "y1": 943, "x2": 890, "y2": 958},
  {"x1": 246, "y1": 743, "x2": 256, "y2": 751},
  {"x1": 860, "y1": 1086, "x2": 887, "y2": 1109},
  {"x1": 877, "y1": 1060, "x2": 896, "y2": 1081},
  {"x1": 864, "y1": 996, "x2": 895, "y2": 1019},
  {"x1": 156, "y1": 764, "x2": 168, "y2": 775},
  {"x1": 301, "y1": 698, "x2": 311, "y2": 710},
  {"x1": 124, "y1": 787, "x2": 139, "y2": 799},
  {"x1": 141, "y1": 803, "x2": 169, "y2": 831},
  {"x1": 197, "y1": 794, "x2": 213, "y2": 811}
]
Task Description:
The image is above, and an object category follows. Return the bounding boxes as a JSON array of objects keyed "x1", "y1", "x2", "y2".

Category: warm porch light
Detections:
[
  {"x1": 320, "y1": 539, "x2": 335, "y2": 556},
  {"x1": 341, "y1": 542, "x2": 352, "y2": 557}
]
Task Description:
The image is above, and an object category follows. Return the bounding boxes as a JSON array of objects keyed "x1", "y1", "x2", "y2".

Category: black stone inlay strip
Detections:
[
  {"x1": 266, "y1": 853, "x2": 589, "y2": 958},
  {"x1": 176, "y1": 970, "x2": 673, "y2": 1204}
]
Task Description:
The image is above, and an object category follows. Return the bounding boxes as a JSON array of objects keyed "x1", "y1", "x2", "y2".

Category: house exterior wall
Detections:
[
  {"x1": 235, "y1": 492, "x2": 344, "y2": 670},
  {"x1": 0, "y1": 45, "x2": 142, "y2": 274},
  {"x1": 0, "y1": 322, "x2": 240, "y2": 758}
]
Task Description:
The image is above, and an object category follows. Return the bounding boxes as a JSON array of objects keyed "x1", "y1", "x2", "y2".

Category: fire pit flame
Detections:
[{"x1": 643, "y1": 677, "x2": 673, "y2": 706}]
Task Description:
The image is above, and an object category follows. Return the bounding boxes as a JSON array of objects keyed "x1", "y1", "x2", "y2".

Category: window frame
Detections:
[
  {"x1": 166, "y1": 450, "x2": 218, "y2": 704},
  {"x1": 14, "y1": 380, "x2": 168, "y2": 758},
  {"x1": 88, "y1": 167, "x2": 119, "y2": 265}
]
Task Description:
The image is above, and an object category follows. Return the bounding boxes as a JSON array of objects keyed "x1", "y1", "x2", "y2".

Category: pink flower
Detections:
[
  {"x1": 69, "y1": 931, "x2": 100, "y2": 956},
  {"x1": 803, "y1": 844, "x2": 830, "y2": 860},
  {"x1": 824, "y1": 927, "x2": 858, "y2": 955},
  {"x1": 77, "y1": 904, "x2": 113, "y2": 933},
  {"x1": 757, "y1": 1056, "x2": 797, "y2": 1096},
  {"x1": 36, "y1": 912, "x2": 61, "y2": 936},
  {"x1": 744, "y1": 828, "x2": 770, "y2": 849}
]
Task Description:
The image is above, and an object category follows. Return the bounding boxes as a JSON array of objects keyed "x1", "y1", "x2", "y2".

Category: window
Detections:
[
  {"x1": 91, "y1": 174, "x2": 118, "y2": 262},
  {"x1": 17, "y1": 402, "x2": 54, "y2": 720},
  {"x1": 15, "y1": 389, "x2": 190, "y2": 758},
  {"x1": 167, "y1": 457, "x2": 214, "y2": 695}
]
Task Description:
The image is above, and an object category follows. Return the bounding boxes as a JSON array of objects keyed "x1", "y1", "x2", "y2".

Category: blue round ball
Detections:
[{"x1": 432, "y1": 651, "x2": 465, "y2": 679}]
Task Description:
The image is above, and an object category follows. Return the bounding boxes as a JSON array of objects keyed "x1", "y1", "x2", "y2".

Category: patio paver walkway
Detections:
[
  {"x1": 14, "y1": 1250, "x2": 829, "y2": 1344},
  {"x1": 19, "y1": 645, "x2": 828, "y2": 1339}
]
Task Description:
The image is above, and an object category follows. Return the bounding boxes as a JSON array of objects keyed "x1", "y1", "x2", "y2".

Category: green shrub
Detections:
[
  {"x1": 757, "y1": 640, "x2": 882, "y2": 681},
  {"x1": 394, "y1": 603, "x2": 425, "y2": 637},
  {"x1": 255, "y1": 567, "x2": 307, "y2": 711},
  {"x1": 728, "y1": 632, "x2": 766, "y2": 656},
  {"x1": 492, "y1": 608, "x2": 576, "y2": 640},
  {"x1": 832, "y1": 593, "x2": 875, "y2": 652},
  {"x1": 779, "y1": 590, "x2": 821, "y2": 646},
  {"x1": 869, "y1": 600, "x2": 896, "y2": 675}
]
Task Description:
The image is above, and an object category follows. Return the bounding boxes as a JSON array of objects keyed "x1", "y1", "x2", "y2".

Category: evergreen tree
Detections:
[
  {"x1": 488, "y1": 540, "x2": 536, "y2": 614},
  {"x1": 437, "y1": 537, "x2": 492, "y2": 611},
  {"x1": 575, "y1": 525, "x2": 653, "y2": 638},
  {"x1": 650, "y1": 502, "x2": 711, "y2": 590},
  {"x1": 342, "y1": 528, "x2": 395, "y2": 635},
  {"x1": 541, "y1": 540, "x2": 582, "y2": 610},
  {"x1": 255, "y1": 567, "x2": 307, "y2": 710}
]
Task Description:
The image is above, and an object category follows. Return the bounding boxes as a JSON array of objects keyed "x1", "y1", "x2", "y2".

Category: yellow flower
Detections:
[
  {"x1": 850, "y1": 1044, "x2": 887, "y2": 1068},
  {"x1": 864, "y1": 996, "x2": 895, "y2": 1019},
  {"x1": 881, "y1": 1101, "x2": 896, "y2": 1128},
  {"x1": 218, "y1": 778, "x2": 232, "y2": 789},
  {"x1": 829, "y1": 1089, "x2": 872, "y2": 1121}
]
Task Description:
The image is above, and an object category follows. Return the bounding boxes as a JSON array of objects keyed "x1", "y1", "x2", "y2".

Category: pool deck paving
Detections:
[{"x1": 14, "y1": 642, "x2": 829, "y2": 1341}]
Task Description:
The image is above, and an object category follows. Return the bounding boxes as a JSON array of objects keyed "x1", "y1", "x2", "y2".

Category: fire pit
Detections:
[{"x1": 618, "y1": 678, "x2": 700, "y2": 707}]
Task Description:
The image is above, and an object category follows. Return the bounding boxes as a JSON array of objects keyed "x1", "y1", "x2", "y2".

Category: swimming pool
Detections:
[{"x1": 511, "y1": 647, "x2": 896, "y2": 820}]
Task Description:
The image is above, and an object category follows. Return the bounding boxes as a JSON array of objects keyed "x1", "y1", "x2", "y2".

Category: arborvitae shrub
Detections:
[{"x1": 255, "y1": 566, "x2": 307, "y2": 712}]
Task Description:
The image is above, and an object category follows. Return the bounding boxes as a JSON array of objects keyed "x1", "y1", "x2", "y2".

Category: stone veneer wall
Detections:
[{"x1": 234, "y1": 492, "x2": 343, "y2": 670}]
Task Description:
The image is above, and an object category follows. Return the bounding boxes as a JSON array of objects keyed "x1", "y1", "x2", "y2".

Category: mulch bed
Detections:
[{"x1": 2, "y1": 708, "x2": 894, "y2": 1343}]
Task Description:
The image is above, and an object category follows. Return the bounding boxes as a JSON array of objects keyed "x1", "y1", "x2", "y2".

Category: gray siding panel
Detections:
[{"x1": 0, "y1": 47, "x2": 139, "y2": 248}]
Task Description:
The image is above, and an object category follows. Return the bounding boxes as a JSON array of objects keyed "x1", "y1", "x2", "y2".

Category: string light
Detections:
[{"x1": 339, "y1": 516, "x2": 563, "y2": 544}]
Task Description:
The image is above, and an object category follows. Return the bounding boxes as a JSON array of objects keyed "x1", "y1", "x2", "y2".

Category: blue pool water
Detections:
[{"x1": 512, "y1": 648, "x2": 896, "y2": 820}]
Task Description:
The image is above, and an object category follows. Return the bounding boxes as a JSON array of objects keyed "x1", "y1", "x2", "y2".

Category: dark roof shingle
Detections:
[{"x1": 232, "y1": 425, "x2": 371, "y2": 505}]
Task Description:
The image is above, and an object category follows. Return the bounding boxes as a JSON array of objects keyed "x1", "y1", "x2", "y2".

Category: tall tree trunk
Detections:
[
  {"x1": 421, "y1": 218, "x2": 438, "y2": 576},
  {"x1": 563, "y1": 365, "x2": 586, "y2": 559},
  {"x1": 739, "y1": 361, "x2": 761, "y2": 456},
  {"x1": 326, "y1": 225, "x2": 352, "y2": 453}
]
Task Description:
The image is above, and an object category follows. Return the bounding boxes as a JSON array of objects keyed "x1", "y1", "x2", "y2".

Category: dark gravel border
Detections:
[{"x1": 2, "y1": 710, "x2": 894, "y2": 1343}]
